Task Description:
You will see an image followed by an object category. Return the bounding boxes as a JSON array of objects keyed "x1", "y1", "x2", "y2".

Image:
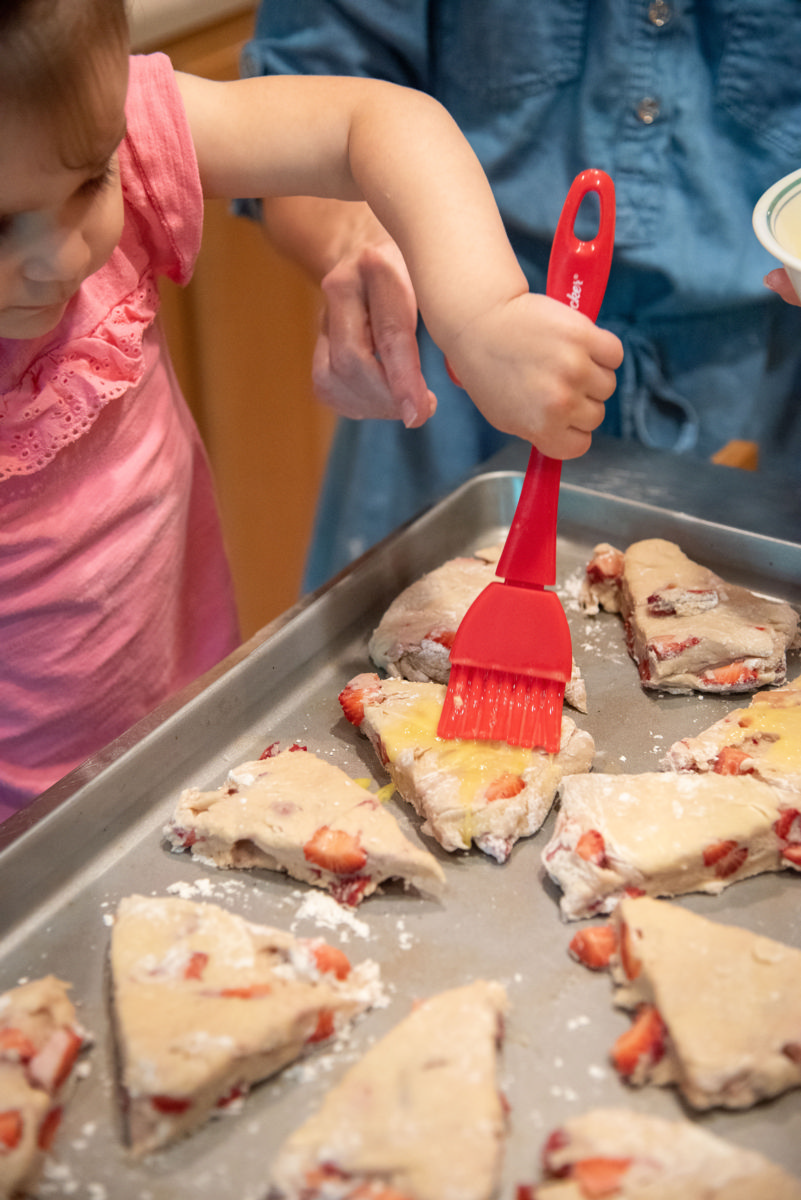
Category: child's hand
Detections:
[{"x1": 444, "y1": 292, "x2": 624, "y2": 460}]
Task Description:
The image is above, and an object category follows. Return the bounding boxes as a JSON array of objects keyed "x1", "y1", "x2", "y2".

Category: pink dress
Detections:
[{"x1": 0, "y1": 54, "x2": 240, "y2": 817}]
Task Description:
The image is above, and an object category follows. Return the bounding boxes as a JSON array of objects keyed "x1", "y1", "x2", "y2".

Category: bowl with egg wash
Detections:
[{"x1": 753, "y1": 167, "x2": 801, "y2": 302}]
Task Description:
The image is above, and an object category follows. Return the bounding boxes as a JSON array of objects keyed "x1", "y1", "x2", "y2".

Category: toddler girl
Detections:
[{"x1": 0, "y1": 0, "x2": 621, "y2": 814}]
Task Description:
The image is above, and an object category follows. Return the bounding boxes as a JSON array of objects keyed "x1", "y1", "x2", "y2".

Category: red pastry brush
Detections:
[{"x1": 437, "y1": 168, "x2": 616, "y2": 752}]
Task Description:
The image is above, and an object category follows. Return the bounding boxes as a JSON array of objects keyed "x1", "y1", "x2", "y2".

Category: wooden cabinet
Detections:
[{"x1": 143, "y1": 7, "x2": 335, "y2": 638}]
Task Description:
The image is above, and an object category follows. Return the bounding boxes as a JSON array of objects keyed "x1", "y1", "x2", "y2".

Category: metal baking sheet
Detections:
[{"x1": 2, "y1": 470, "x2": 800, "y2": 1197}]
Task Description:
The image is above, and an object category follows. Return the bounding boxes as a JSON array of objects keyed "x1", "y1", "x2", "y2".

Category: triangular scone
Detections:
[
  {"x1": 542, "y1": 771, "x2": 800, "y2": 920},
  {"x1": 664, "y1": 674, "x2": 801, "y2": 804},
  {"x1": 164, "y1": 747, "x2": 445, "y2": 907},
  {"x1": 533, "y1": 1108, "x2": 801, "y2": 1198},
  {"x1": 110, "y1": 895, "x2": 383, "y2": 1155},
  {"x1": 369, "y1": 546, "x2": 588, "y2": 711},
  {"x1": 582, "y1": 895, "x2": 801, "y2": 1109},
  {"x1": 580, "y1": 539, "x2": 799, "y2": 693},
  {"x1": 268, "y1": 980, "x2": 508, "y2": 1200},
  {"x1": 0, "y1": 977, "x2": 89, "y2": 1199},
  {"x1": 339, "y1": 673, "x2": 594, "y2": 863}
]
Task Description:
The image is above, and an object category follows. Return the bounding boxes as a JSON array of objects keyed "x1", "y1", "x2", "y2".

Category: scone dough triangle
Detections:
[
  {"x1": 268, "y1": 980, "x2": 508, "y2": 1200},
  {"x1": 110, "y1": 895, "x2": 383, "y2": 1154},
  {"x1": 596, "y1": 895, "x2": 801, "y2": 1109},
  {"x1": 340, "y1": 673, "x2": 594, "y2": 862},
  {"x1": 165, "y1": 747, "x2": 445, "y2": 906},
  {"x1": 534, "y1": 1107, "x2": 801, "y2": 1198}
]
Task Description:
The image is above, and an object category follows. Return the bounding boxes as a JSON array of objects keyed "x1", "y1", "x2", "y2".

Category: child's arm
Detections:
[{"x1": 175, "y1": 71, "x2": 623, "y2": 459}]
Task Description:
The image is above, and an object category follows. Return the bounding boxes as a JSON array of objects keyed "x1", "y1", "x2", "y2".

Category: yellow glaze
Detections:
[
  {"x1": 377, "y1": 695, "x2": 533, "y2": 805},
  {"x1": 730, "y1": 701, "x2": 801, "y2": 773}
]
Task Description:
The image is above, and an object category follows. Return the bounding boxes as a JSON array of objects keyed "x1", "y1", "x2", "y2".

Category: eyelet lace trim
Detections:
[{"x1": 0, "y1": 277, "x2": 158, "y2": 481}]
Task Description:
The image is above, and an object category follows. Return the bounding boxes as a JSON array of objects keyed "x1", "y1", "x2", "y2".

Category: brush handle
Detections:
[{"x1": 496, "y1": 169, "x2": 615, "y2": 587}]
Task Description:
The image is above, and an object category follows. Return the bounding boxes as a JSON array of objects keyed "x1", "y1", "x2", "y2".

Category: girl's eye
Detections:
[{"x1": 80, "y1": 160, "x2": 117, "y2": 199}]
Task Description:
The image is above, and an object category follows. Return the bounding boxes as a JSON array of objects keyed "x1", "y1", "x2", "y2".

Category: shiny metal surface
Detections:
[{"x1": 1, "y1": 460, "x2": 800, "y2": 1196}]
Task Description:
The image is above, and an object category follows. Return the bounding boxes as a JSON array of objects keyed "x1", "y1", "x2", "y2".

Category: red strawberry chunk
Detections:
[
  {"x1": 572, "y1": 1156, "x2": 632, "y2": 1197},
  {"x1": 304, "y1": 826, "x2": 368, "y2": 875},
  {"x1": 485, "y1": 772, "x2": 526, "y2": 802},
  {"x1": 575, "y1": 829, "x2": 607, "y2": 867},
  {"x1": 701, "y1": 661, "x2": 759, "y2": 687},
  {"x1": 782, "y1": 1043, "x2": 801, "y2": 1066},
  {"x1": 28, "y1": 1027, "x2": 82, "y2": 1093},
  {"x1": 775, "y1": 807, "x2": 801, "y2": 842},
  {"x1": 0, "y1": 1027, "x2": 36, "y2": 1062},
  {"x1": 219, "y1": 983, "x2": 273, "y2": 999},
  {"x1": 37, "y1": 1106, "x2": 62, "y2": 1151},
  {"x1": 568, "y1": 925, "x2": 617, "y2": 970},
  {"x1": 171, "y1": 827, "x2": 198, "y2": 848},
  {"x1": 425, "y1": 628, "x2": 455, "y2": 649},
  {"x1": 702, "y1": 839, "x2": 748, "y2": 878},
  {"x1": 619, "y1": 921, "x2": 642, "y2": 982},
  {"x1": 713, "y1": 746, "x2": 753, "y2": 776},
  {"x1": 585, "y1": 546, "x2": 624, "y2": 584},
  {"x1": 612, "y1": 1003, "x2": 666, "y2": 1078},
  {"x1": 311, "y1": 942, "x2": 352, "y2": 980},
  {"x1": 0, "y1": 1110, "x2": 22, "y2": 1151},
  {"x1": 330, "y1": 877, "x2": 371, "y2": 907},
  {"x1": 782, "y1": 845, "x2": 801, "y2": 867},
  {"x1": 184, "y1": 951, "x2": 209, "y2": 981},
  {"x1": 151, "y1": 1095, "x2": 192, "y2": 1114},
  {"x1": 307, "y1": 1009, "x2": 335, "y2": 1044},
  {"x1": 648, "y1": 636, "x2": 700, "y2": 661}
]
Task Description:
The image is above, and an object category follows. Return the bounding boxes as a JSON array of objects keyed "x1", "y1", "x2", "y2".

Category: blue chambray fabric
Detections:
[{"x1": 240, "y1": 0, "x2": 801, "y2": 588}]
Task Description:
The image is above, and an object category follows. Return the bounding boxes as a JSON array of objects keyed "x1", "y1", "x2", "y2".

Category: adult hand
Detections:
[{"x1": 313, "y1": 238, "x2": 437, "y2": 427}]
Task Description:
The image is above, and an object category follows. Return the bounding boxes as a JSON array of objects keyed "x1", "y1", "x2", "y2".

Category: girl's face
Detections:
[{"x1": 0, "y1": 50, "x2": 128, "y2": 340}]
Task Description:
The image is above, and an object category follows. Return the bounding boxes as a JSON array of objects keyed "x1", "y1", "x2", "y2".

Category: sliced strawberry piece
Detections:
[
  {"x1": 514, "y1": 1188, "x2": 536, "y2": 1200},
  {"x1": 329, "y1": 876, "x2": 372, "y2": 907},
  {"x1": 0, "y1": 1109, "x2": 22, "y2": 1151},
  {"x1": 782, "y1": 1042, "x2": 801, "y2": 1065},
  {"x1": 150, "y1": 1095, "x2": 192, "y2": 1114},
  {"x1": 304, "y1": 826, "x2": 368, "y2": 875},
  {"x1": 311, "y1": 942, "x2": 352, "y2": 980},
  {"x1": 572, "y1": 1156, "x2": 632, "y2": 1197},
  {"x1": 713, "y1": 746, "x2": 753, "y2": 776},
  {"x1": 28, "y1": 1026, "x2": 82, "y2": 1093},
  {"x1": 648, "y1": 636, "x2": 700, "y2": 661},
  {"x1": 775, "y1": 807, "x2": 801, "y2": 842},
  {"x1": 702, "y1": 839, "x2": 748, "y2": 878},
  {"x1": 259, "y1": 742, "x2": 280, "y2": 758},
  {"x1": 307, "y1": 1009, "x2": 335, "y2": 1044},
  {"x1": 575, "y1": 829, "x2": 607, "y2": 867},
  {"x1": 541, "y1": 1127, "x2": 570, "y2": 1175},
  {"x1": 485, "y1": 772, "x2": 526, "y2": 802},
  {"x1": 338, "y1": 683, "x2": 368, "y2": 726},
  {"x1": 0, "y1": 1027, "x2": 37, "y2": 1061},
  {"x1": 782, "y1": 844, "x2": 801, "y2": 867},
  {"x1": 424, "y1": 627, "x2": 455, "y2": 649},
  {"x1": 585, "y1": 545, "x2": 624, "y2": 585},
  {"x1": 618, "y1": 921, "x2": 642, "y2": 982},
  {"x1": 37, "y1": 1106, "x2": 62, "y2": 1151},
  {"x1": 215, "y1": 1083, "x2": 245, "y2": 1108},
  {"x1": 170, "y1": 827, "x2": 198, "y2": 848},
  {"x1": 568, "y1": 925, "x2": 617, "y2": 970},
  {"x1": 700, "y1": 661, "x2": 759, "y2": 687},
  {"x1": 218, "y1": 983, "x2": 272, "y2": 999},
  {"x1": 612, "y1": 1003, "x2": 666, "y2": 1078},
  {"x1": 184, "y1": 951, "x2": 209, "y2": 981}
]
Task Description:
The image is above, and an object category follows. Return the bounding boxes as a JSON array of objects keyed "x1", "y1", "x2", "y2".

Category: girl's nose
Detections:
[{"x1": 23, "y1": 225, "x2": 91, "y2": 286}]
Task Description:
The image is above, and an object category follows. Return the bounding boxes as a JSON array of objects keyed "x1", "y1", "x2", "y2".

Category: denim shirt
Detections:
[{"x1": 243, "y1": 1, "x2": 801, "y2": 585}]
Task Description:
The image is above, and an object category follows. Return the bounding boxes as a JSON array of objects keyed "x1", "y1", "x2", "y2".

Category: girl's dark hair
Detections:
[{"x1": 0, "y1": 0, "x2": 129, "y2": 167}]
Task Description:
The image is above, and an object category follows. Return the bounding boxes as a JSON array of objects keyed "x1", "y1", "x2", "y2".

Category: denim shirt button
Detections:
[
  {"x1": 648, "y1": 0, "x2": 672, "y2": 26},
  {"x1": 636, "y1": 96, "x2": 661, "y2": 124}
]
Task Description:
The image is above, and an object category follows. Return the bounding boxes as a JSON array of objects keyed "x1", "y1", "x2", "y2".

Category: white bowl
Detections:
[{"x1": 753, "y1": 168, "x2": 801, "y2": 302}]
